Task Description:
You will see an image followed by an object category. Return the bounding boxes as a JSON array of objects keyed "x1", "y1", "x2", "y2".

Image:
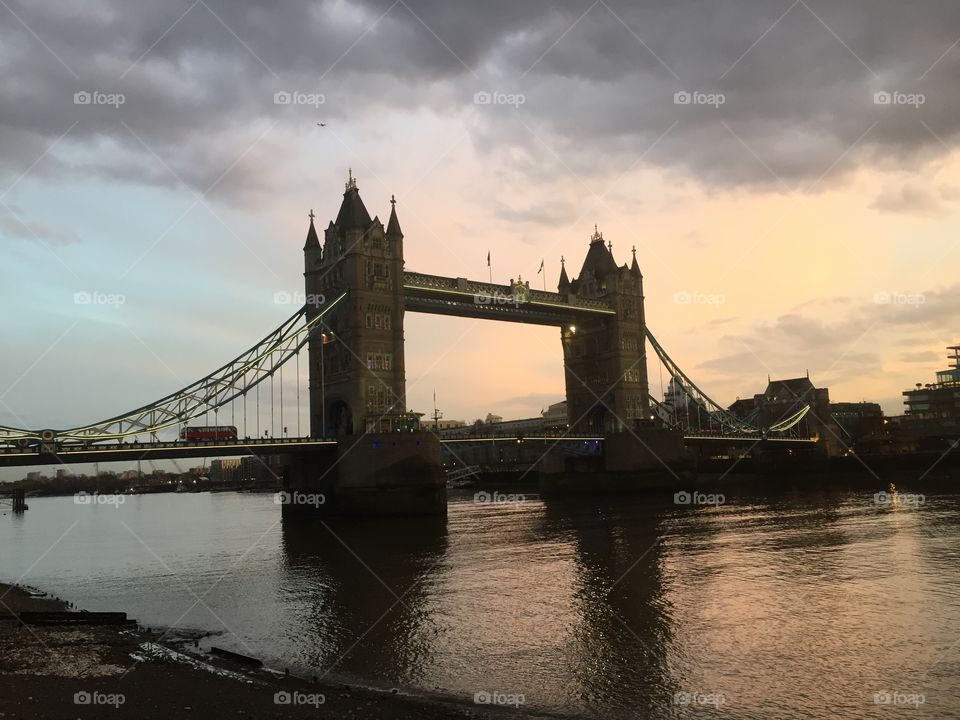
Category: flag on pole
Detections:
[
  {"x1": 537, "y1": 259, "x2": 544, "y2": 274},
  {"x1": 487, "y1": 251, "x2": 491, "y2": 266}
]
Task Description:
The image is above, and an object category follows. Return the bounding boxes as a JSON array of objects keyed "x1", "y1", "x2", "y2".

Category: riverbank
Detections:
[{"x1": 0, "y1": 582, "x2": 546, "y2": 719}]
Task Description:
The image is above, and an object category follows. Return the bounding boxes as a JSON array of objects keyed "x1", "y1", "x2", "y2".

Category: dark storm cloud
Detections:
[{"x1": 4, "y1": 0, "x2": 960, "y2": 201}]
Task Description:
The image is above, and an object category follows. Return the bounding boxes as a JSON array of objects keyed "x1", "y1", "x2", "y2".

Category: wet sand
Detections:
[{"x1": 0, "y1": 582, "x2": 544, "y2": 719}]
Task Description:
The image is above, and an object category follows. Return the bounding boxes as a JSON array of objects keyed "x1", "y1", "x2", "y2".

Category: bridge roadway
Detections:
[{"x1": 0, "y1": 433, "x2": 815, "y2": 467}]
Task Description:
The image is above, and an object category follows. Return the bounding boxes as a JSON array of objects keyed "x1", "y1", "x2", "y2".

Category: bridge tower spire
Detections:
[{"x1": 558, "y1": 255, "x2": 570, "y2": 293}]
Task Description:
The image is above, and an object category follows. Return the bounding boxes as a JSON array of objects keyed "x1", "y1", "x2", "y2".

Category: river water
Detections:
[{"x1": 1, "y1": 482, "x2": 957, "y2": 719}]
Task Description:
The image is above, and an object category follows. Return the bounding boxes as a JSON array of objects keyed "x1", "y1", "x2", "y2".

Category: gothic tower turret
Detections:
[
  {"x1": 304, "y1": 171, "x2": 408, "y2": 436},
  {"x1": 561, "y1": 226, "x2": 650, "y2": 433}
]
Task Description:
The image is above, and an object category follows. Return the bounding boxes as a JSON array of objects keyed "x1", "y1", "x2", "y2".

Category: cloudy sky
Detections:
[{"x1": 3, "y1": 0, "x2": 960, "y2": 476}]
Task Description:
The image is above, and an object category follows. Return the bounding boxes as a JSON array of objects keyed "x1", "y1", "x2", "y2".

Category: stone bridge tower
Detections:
[
  {"x1": 559, "y1": 227, "x2": 650, "y2": 433},
  {"x1": 303, "y1": 172, "x2": 408, "y2": 436}
]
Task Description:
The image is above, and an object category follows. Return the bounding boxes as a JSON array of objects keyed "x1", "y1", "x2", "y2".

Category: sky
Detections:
[{"x1": 3, "y1": 0, "x2": 960, "y2": 479}]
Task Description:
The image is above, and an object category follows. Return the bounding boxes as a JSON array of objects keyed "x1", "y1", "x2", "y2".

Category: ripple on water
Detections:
[{"x1": 3, "y1": 487, "x2": 959, "y2": 719}]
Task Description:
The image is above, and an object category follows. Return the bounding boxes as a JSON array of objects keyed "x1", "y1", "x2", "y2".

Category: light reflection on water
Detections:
[{"x1": 1, "y1": 484, "x2": 958, "y2": 719}]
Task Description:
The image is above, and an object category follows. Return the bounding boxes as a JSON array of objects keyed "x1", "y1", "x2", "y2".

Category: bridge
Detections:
[
  {"x1": 0, "y1": 174, "x2": 821, "y2": 510},
  {"x1": 0, "y1": 431, "x2": 814, "y2": 468}
]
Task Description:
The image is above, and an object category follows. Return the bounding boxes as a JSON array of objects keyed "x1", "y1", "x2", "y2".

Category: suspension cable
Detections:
[{"x1": 26, "y1": 292, "x2": 348, "y2": 446}]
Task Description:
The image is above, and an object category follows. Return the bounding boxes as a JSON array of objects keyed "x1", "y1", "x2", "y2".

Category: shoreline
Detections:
[{"x1": 0, "y1": 581, "x2": 551, "y2": 719}]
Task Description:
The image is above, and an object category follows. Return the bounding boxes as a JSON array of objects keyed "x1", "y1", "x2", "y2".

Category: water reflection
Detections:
[
  {"x1": 2, "y1": 486, "x2": 958, "y2": 719},
  {"x1": 540, "y1": 496, "x2": 675, "y2": 717},
  {"x1": 278, "y1": 515, "x2": 448, "y2": 688}
]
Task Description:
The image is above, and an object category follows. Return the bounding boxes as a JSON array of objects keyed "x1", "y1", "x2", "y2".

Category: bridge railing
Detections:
[
  {"x1": 438, "y1": 433, "x2": 603, "y2": 442},
  {"x1": 0, "y1": 436, "x2": 337, "y2": 455}
]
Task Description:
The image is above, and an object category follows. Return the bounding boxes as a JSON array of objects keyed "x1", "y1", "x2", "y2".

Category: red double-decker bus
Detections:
[{"x1": 180, "y1": 426, "x2": 238, "y2": 441}]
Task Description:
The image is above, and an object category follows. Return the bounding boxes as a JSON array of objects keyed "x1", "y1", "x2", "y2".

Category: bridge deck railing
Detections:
[{"x1": 0, "y1": 436, "x2": 337, "y2": 455}]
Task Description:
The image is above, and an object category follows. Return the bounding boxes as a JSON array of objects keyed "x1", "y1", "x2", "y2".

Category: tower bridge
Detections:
[
  {"x1": 0, "y1": 173, "x2": 819, "y2": 512},
  {"x1": 303, "y1": 177, "x2": 650, "y2": 439}
]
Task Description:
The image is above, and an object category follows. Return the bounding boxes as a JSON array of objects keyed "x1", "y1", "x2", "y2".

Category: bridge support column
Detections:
[
  {"x1": 282, "y1": 432, "x2": 446, "y2": 517},
  {"x1": 540, "y1": 427, "x2": 693, "y2": 494}
]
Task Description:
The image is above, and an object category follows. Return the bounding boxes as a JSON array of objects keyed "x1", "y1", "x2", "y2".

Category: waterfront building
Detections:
[
  {"x1": 829, "y1": 402, "x2": 884, "y2": 443},
  {"x1": 900, "y1": 345, "x2": 960, "y2": 447},
  {"x1": 210, "y1": 458, "x2": 243, "y2": 483}
]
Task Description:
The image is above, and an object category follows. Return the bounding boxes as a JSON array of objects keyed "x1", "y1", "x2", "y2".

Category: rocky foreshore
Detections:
[{"x1": 0, "y1": 582, "x2": 545, "y2": 719}]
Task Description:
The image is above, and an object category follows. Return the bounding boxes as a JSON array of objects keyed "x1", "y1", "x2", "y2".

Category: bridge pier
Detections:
[
  {"x1": 539, "y1": 427, "x2": 693, "y2": 494},
  {"x1": 282, "y1": 432, "x2": 446, "y2": 517}
]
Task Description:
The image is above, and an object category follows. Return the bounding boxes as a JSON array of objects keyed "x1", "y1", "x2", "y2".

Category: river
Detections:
[{"x1": 1, "y1": 481, "x2": 957, "y2": 719}]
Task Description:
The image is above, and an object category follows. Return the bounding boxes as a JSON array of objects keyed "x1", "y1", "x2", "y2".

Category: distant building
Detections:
[
  {"x1": 210, "y1": 458, "x2": 242, "y2": 483},
  {"x1": 240, "y1": 455, "x2": 283, "y2": 484},
  {"x1": 727, "y1": 397, "x2": 755, "y2": 419},
  {"x1": 542, "y1": 401, "x2": 568, "y2": 431},
  {"x1": 430, "y1": 419, "x2": 467, "y2": 431},
  {"x1": 900, "y1": 345, "x2": 960, "y2": 446},
  {"x1": 727, "y1": 374, "x2": 842, "y2": 452},
  {"x1": 438, "y1": 401, "x2": 569, "y2": 437},
  {"x1": 657, "y1": 377, "x2": 695, "y2": 426},
  {"x1": 830, "y1": 402, "x2": 884, "y2": 443}
]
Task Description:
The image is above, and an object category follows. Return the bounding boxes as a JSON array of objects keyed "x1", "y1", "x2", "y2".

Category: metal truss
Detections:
[
  {"x1": 767, "y1": 404, "x2": 811, "y2": 433},
  {"x1": 646, "y1": 328, "x2": 810, "y2": 437},
  {"x1": 0, "y1": 292, "x2": 347, "y2": 446},
  {"x1": 646, "y1": 328, "x2": 761, "y2": 434}
]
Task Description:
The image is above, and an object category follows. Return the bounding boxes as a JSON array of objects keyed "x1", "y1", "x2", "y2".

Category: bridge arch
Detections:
[{"x1": 326, "y1": 399, "x2": 354, "y2": 436}]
